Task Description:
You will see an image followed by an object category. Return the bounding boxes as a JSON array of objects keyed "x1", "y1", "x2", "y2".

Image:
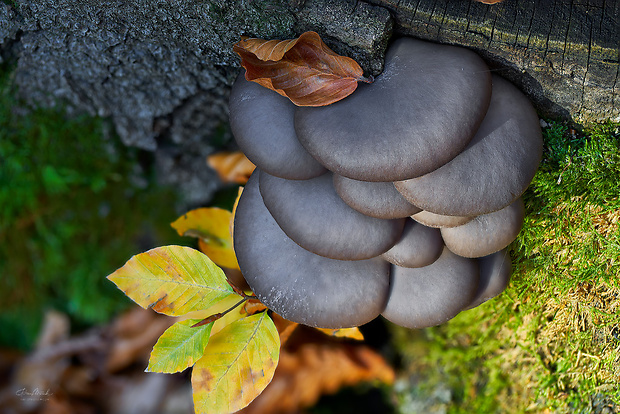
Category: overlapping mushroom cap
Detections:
[
  {"x1": 411, "y1": 210, "x2": 473, "y2": 228},
  {"x1": 229, "y1": 74, "x2": 326, "y2": 180},
  {"x1": 333, "y1": 174, "x2": 421, "y2": 219},
  {"x1": 441, "y1": 198, "x2": 525, "y2": 258},
  {"x1": 465, "y1": 249, "x2": 512, "y2": 310},
  {"x1": 294, "y1": 38, "x2": 492, "y2": 182},
  {"x1": 381, "y1": 219, "x2": 443, "y2": 268},
  {"x1": 228, "y1": 36, "x2": 541, "y2": 330},
  {"x1": 259, "y1": 171, "x2": 405, "y2": 260},
  {"x1": 394, "y1": 75, "x2": 543, "y2": 217},
  {"x1": 382, "y1": 247, "x2": 480, "y2": 329},
  {"x1": 234, "y1": 170, "x2": 391, "y2": 328}
]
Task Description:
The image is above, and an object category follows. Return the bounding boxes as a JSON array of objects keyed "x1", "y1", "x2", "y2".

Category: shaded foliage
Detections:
[{"x1": 0, "y1": 63, "x2": 183, "y2": 349}]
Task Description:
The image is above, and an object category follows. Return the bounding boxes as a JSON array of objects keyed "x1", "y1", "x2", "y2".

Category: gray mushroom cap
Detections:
[
  {"x1": 295, "y1": 37, "x2": 492, "y2": 182},
  {"x1": 333, "y1": 174, "x2": 421, "y2": 219},
  {"x1": 381, "y1": 219, "x2": 443, "y2": 268},
  {"x1": 441, "y1": 198, "x2": 525, "y2": 258},
  {"x1": 234, "y1": 169, "x2": 391, "y2": 328},
  {"x1": 395, "y1": 75, "x2": 543, "y2": 216},
  {"x1": 411, "y1": 210, "x2": 474, "y2": 228},
  {"x1": 382, "y1": 247, "x2": 479, "y2": 329},
  {"x1": 229, "y1": 74, "x2": 326, "y2": 180},
  {"x1": 259, "y1": 171, "x2": 405, "y2": 260},
  {"x1": 464, "y1": 249, "x2": 512, "y2": 310}
]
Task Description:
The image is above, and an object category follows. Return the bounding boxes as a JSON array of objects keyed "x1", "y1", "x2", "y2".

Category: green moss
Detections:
[
  {"x1": 0, "y1": 63, "x2": 187, "y2": 350},
  {"x1": 391, "y1": 120, "x2": 620, "y2": 413},
  {"x1": 205, "y1": 0, "x2": 295, "y2": 39}
]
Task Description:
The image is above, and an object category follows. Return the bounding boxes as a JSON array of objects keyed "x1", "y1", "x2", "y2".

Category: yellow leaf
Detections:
[
  {"x1": 242, "y1": 338, "x2": 394, "y2": 413},
  {"x1": 146, "y1": 319, "x2": 213, "y2": 374},
  {"x1": 316, "y1": 327, "x2": 364, "y2": 341},
  {"x1": 230, "y1": 186, "x2": 243, "y2": 244},
  {"x1": 207, "y1": 151, "x2": 255, "y2": 184},
  {"x1": 192, "y1": 312, "x2": 280, "y2": 414},
  {"x1": 107, "y1": 245, "x2": 237, "y2": 316},
  {"x1": 171, "y1": 208, "x2": 239, "y2": 270}
]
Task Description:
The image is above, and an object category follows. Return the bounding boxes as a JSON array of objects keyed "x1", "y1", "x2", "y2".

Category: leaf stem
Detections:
[
  {"x1": 227, "y1": 279, "x2": 258, "y2": 300},
  {"x1": 361, "y1": 74, "x2": 374, "y2": 84},
  {"x1": 191, "y1": 298, "x2": 247, "y2": 328}
]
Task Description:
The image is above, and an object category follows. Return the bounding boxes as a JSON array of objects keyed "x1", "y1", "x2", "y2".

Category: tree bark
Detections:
[
  {"x1": 1, "y1": 0, "x2": 618, "y2": 207},
  {"x1": 0, "y1": 0, "x2": 391, "y2": 207},
  {"x1": 366, "y1": 0, "x2": 620, "y2": 123}
]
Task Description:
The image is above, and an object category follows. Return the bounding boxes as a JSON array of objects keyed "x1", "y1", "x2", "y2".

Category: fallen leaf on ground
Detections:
[
  {"x1": 240, "y1": 327, "x2": 394, "y2": 414},
  {"x1": 107, "y1": 308, "x2": 174, "y2": 373},
  {"x1": 0, "y1": 308, "x2": 191, "y2": 414},
  {"x1": 241, "y1": 299, "x2": 268, "y2": 316},
  {"x1": 270, "y1": 313, "x2": 299, "y2": 345}
]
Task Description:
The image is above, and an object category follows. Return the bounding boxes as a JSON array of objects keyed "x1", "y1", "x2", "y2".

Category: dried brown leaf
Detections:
[
  {"x1": 241, "y1": 345, "x2": 394, "y2": 414},
  {"x1": 242, "y1": 299, "x2": 268, "y2": 316},
  {"x1": 207, "y1": 151, "x2": 255, "y2": 184},
  {"x1": 1, "y1": 308, "x2": 189, "y2": 414},
  {"x1": 234, "y1": 31, "x2": 371, "y2": 107},
  {"x1": 270, "y1": 313, "x2": 300, "y2": 345},
  {"x1": 316, "y1": 327, "x2": 364, "y2": 341},
  {"x1": 240, "y1": 327, "x2": 394, "y2": 414},
  {"x1": 106, "y1": 308, "x2": 173, "y2": 373}
]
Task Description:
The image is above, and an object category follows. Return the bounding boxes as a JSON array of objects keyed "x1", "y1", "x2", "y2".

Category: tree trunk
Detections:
[
  {"x1": 367, "y1": 0, "x2": 620, "y2": 123},
  {"x1": 0, "y1": 0, "x2": 391, "y2": 207},
  {"x1": 1, "y1": 0, "x2": 617, "y2": 207}
]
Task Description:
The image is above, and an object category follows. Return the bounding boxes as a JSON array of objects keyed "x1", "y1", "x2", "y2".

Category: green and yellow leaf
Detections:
[
  {"x1": 192, "y1": 312, "x2": 280, "y2": 414},
  {"x1": 147, "y1": 319, "x2": 214, "y2": 374},
  {"x1": 107, "y1": 245, "x2": 237, "y2": 316},
  {"x1": 171, "y1": 208, "x2": 239, "y2": 269},
  {"x1": 317, "y1": 327, "x2": 364, "y2": 340}
]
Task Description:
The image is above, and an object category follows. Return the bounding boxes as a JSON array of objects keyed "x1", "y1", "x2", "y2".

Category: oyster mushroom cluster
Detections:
[{"x1": 230, "y1": 38, "x2": 542, "y2": 329}]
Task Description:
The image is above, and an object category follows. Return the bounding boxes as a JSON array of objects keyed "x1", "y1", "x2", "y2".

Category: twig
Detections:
[
  {"x1": 227, "y1": 279, "x2": 257, "y2": 300},
  {"x1": 191, "y1": 298, "x2": 247, "y2": 328}
]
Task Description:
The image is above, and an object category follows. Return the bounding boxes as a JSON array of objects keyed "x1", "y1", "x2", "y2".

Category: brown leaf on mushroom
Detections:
[{"x1": 234, "y1": 31, "x2": 372, "y2": 107}]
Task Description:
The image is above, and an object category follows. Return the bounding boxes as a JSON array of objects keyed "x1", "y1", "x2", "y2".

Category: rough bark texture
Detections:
[
  {"x1": 2, "y1": 0, "x2": 390, "y2": 152},
  {"x1": 367, "y1": 0, "x2": 620, "y2": 123},
  {"x1": 0, "y1": 0, "x2": 391, "y2": 206},
  {"x1": 1, "y1": 0, "x2": 618, "y2": 206},
  {"x1": 0, "y1": 3, "x2": 19, "y2": 63}
]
